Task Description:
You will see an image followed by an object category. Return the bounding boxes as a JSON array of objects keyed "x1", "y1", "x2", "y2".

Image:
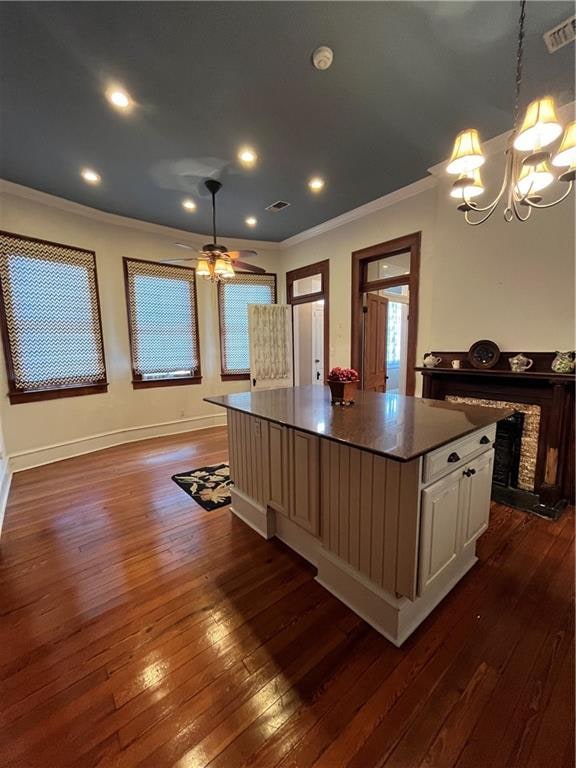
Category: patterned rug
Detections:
[{"x1": 171, "y1": 462, "x2": 232, "y2": 511}]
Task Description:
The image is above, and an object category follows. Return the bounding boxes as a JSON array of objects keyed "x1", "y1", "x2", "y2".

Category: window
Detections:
[
  {"x1": 123, "y1": 258, "x2": 201, "y2": 388},
  {"x1": 0, "y1": 231, "x2": 107, "y2": 404},
  {"x1": 218, "y1": 273, "x2": 276, "y2": 379}
]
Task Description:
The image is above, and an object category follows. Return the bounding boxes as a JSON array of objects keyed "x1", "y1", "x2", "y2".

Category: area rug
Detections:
[{"x1": 171, "y1": 462, "x2": 232, "y2": 511}]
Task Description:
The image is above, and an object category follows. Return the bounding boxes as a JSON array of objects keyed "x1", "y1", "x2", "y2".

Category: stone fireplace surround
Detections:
[
  {"x1": 417, "y1": 351, "x2": 575, "y2": 517},
  {"x1": 446, "y1": 396, "x2": 540, "y2": 492}
]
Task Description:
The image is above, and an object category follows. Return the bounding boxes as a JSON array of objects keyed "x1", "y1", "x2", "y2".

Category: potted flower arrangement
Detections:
[{"x1": 327, "y1": 366, "x2": 360, "y2": 406}]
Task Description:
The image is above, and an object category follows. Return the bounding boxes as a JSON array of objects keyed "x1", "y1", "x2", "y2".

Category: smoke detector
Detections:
[{"x1": 312, "y1": 46, "x2": 334, "y2": 71}]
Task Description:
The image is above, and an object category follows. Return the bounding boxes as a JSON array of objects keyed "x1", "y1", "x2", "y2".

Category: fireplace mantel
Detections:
[
  {"x1": 416, "y1": 367, "x2": 574, "y2": 383},
  {"x1": 417, "y1": 354, "x2": 575, "y2": 513}
]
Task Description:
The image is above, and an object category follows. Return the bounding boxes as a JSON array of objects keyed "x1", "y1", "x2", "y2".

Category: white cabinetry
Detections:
[
  {"x1": 461, "y1": 451, "x2": 494, "y2": 550},
  {"x1": 419, "y1": 449, "x2": 494, "y2": 594}
]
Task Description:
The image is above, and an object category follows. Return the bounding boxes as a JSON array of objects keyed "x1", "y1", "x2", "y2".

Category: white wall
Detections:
[
  {"x1": 0, "y1": 184, "x2": 281, "y2": 470},
  {"x1": 281, "y1": 184, "x2": 438, "y2": 379},
  {"x1": 280, "y1": 174, "x2": 575, "y2": 381}
]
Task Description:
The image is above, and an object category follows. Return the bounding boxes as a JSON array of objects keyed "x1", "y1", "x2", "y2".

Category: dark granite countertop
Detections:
[{"x1": 205, "y1": 385, "x2": 512, "y2": 462}]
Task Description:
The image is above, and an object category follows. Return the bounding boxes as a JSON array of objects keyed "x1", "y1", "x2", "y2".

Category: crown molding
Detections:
[
  {"x1": 280, "y1": 175, "x2": 437, "y2": 249},
  {"x1": 427, "y1": 100, "x2": 576, "y2": 178},
  {"x1": 0, "y1": 179, "x2": 281, "y2": 251}
]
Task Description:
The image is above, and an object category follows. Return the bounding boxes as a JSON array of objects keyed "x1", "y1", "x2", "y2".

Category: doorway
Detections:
[
  {"x1": 351, "y1": 233, "x2": 420, "y2": 396},
  {"x1": 286, "y1": 260, "x2": 329, "y2": 386}
]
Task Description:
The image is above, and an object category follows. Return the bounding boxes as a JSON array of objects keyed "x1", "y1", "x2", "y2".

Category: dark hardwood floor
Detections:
[{"x1": 0, "y1": 427, "x2": 573, "y2": 768}]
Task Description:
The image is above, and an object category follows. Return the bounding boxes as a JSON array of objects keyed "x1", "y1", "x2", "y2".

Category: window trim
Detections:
[
  {"x1": 217, "y1": 273, "x2": 277, "y2": 381},
  {"x1": 122, "y1": 257, "x2": 202, "y2": 389},
  {"x1": 0, "y1": 230, "x2": 108, "y2": 405}
]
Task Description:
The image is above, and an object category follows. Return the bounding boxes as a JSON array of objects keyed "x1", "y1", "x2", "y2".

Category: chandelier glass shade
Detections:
[{"x1": 446, "y1": 0, "x2": 573, "y2": 225}]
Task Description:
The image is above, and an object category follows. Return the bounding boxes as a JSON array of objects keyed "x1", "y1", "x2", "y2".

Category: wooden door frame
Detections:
[
  {"x1": 351, "y1": 232, "x2": 421, "y2": 396},
  {"x1": 286, "y1": 259, "x2": 330, "y2": 385}
]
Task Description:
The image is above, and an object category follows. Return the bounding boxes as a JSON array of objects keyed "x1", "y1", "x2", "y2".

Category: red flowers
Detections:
[{"x1": 327, "y1": 366, "x2": 359, "y2": 382}]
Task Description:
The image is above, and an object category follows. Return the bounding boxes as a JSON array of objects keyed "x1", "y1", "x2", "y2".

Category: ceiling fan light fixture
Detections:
[
  {"x1": 196, "y1": 258, "x2": 211, "y2": 277},
  {"x1": 214, "y1": 258, "x2": 228, "y2": 275},
  {"x1": 222, "y1": 262, "x2": 235, "y2": 279}
]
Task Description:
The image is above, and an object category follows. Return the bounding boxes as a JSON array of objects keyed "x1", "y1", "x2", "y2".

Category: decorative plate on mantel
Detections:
[{"x1": 468, "y1": 340, "x2": 501, "y2": 369}]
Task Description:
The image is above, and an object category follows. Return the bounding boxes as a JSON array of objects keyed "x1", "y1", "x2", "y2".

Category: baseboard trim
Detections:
[
  {"x1": 230, "y1": 487, "x2": 274, "y2": 539},
  {"x1": 9, "y1": 413, "x2": 228, "y2": 473},
  {"x1": 0, "y1": 463, "x2": 13, "y2": 538}
]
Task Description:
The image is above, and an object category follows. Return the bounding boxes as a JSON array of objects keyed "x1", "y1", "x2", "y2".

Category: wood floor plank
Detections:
[{"x1": 0, "y1": 429, "x2": 572, "y2": 768}]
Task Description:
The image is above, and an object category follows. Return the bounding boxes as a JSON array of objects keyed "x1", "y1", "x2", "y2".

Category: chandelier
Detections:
[{"x1": 446, "y1": 0, "x2": 575, "y2": 225}]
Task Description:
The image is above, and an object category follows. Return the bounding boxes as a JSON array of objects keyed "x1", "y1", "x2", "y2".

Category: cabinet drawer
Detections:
[{"x1": 423, "y1": 424, "x2": 496, "y2": 485}]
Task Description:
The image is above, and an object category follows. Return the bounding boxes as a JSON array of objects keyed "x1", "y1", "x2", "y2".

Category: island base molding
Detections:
[{"x1": 230, "y1": 487, "x2": 478, "y2": 647}]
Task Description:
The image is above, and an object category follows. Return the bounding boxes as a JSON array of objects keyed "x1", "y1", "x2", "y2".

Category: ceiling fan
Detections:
[{"x1": 162, "y1": 179, "x2": 265, "y2": 282}]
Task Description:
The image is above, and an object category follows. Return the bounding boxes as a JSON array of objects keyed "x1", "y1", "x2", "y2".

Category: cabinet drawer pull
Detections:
[
  {"x1": 479, "y1": 435, "x2": 491, "y2": 445},
  {"x1": 447, "y1": 452, "x2": 461, "y2": 463},
  {"x1": 463, "y1": 469, "x2": 471, "y2": 477}
]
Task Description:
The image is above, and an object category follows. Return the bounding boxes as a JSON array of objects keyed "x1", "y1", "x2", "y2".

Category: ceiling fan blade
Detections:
[
  {"x1": 227, "y1": 250, "x2": 258, "y2": 260},
  {"x1": 234, "y1": 260, "x2": 266, "y2": 273},
  {"x1": 158, "y1": 257, "x2": 197, "y2": 263}
]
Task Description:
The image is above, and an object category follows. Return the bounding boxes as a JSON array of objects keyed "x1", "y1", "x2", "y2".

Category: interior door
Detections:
[
  {"x1": 248, "y1": 304, "x2": 293, "y2": 390},
  {"x1": 312, "y1": 303, "x2": 324, "y2": 384},
  {"x1": 363, "y1": 293, "x2": 388, "y2": 392}
]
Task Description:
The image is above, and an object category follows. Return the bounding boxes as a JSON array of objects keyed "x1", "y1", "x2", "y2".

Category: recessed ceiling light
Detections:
[
  {"x1": 81, "y1": 168, "x2": 101, "y2": 185},
  {"x1": 245, "y1": 216, "x2": 257, "y2": 227},
  {"x1": 238, "y1": 147, "x2": 257, "y2": 167},
  {"x1": 182, "y1": 199, "x2": 197, "y2": 211},
  {"x1": 308, "y1": 176, "x2": 325, "y2": 192},
  {"x1": 106, "y1": 86, "x2": 133, "y2": 111}
]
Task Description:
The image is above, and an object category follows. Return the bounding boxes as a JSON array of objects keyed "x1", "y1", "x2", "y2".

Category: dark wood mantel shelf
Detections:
[{"x1": 416, "y1": 367, "x2": 576, "y2": 383}]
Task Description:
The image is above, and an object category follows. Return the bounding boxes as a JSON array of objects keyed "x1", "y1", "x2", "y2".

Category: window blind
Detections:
[
  {"x1": 0, "y1": 231, "x2": 107, "y2": 398},
  {"x1": 124, "y1": 258, "x2": 201, "y2": 382},
  {"x1": 218, "y1": 273, "x2": 276, "y2": 376}
]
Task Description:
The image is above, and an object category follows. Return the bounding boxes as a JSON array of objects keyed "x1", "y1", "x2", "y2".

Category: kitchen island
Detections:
[{"x1": 205, "y1": 386, "x2": 511, "y2": 646}]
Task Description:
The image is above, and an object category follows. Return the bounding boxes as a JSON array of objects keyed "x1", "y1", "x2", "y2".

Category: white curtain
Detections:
[{"x1": 250, "y1": 304, "x2": 292, "y2": 381}]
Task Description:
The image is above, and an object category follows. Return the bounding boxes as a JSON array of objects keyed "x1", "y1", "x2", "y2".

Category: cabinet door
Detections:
[
  {"x1": 268, "y1": 422, "x2": 288, "y2": 516},
  {"x1": 288, "y1": 429, "x2": 320, "y2": 536},
  {"x1": 461, "y1": 450, "x2": 494, "y2": 549},
  {"x1": 419, "y1": 470, "x2": 462, "y2": 593}
]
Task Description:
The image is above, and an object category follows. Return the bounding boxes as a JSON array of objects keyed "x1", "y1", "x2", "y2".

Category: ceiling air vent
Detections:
[{"x1": 265, "y1": 200, "x2": 291, "y2": 213}]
